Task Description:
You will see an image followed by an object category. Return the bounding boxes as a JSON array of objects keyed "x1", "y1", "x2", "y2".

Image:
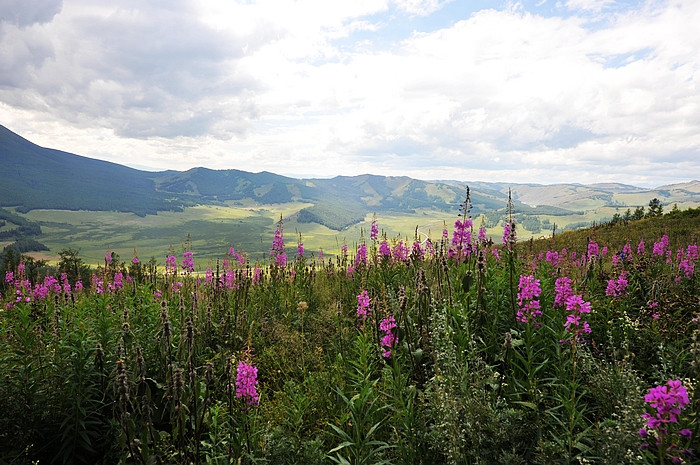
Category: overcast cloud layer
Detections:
[{"x1": 1, "y1": 0, "x2": 698, "y2": 187}]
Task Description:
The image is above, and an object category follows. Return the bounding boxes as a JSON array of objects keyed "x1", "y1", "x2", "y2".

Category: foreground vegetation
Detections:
[{"x1": 1, "y1": 191, "x2": 699, "y2": 464}]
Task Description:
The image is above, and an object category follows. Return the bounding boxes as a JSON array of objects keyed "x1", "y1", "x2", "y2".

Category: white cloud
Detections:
[
  {"x1": 394, "y1": 0, "x2": 453, "y2": 16},
  {"x1": 0, "y1": 0, "x2": 63, "y2": 27},
  {"x1": 0, "y1": 0, "x2": 698, "y2": 187},
  {"x1": 565, "y1": 0, "x2": 615, "y2": 13}
]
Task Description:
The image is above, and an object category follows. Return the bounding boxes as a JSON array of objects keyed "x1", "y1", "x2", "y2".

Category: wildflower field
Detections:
[{"x1": 1, "y1": 190, "x2": 699, "y2": 464}]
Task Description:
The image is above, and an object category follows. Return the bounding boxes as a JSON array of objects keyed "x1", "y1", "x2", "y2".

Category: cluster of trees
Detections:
[
  {"x1": 297, "y1": 205, "x2": 366, "y2": 230},
  {"x1": 0, "y1": 207, "x2": 43, "y2": 240},
  {"x1": 609, "y1": 198, "x2": 665, "y2": 225}
]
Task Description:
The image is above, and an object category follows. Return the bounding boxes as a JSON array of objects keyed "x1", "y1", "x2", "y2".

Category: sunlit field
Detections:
[{"x1": 17, "y1": 197, "x2": 685, "y2": 268}]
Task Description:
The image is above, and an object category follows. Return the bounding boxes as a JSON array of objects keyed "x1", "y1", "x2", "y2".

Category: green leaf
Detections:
[
  {"x1": 513, "y1": 401, "x2": 537, "y2": 410},
  {"x1": 328, "y1": 441, "x2": 354, "y2": 454}
]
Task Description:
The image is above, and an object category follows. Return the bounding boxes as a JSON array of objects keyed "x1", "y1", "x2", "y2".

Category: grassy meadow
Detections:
[
  {"x1": 12, "y1": 197, "x2": 681, "y2": 268},
  {"x1": 19, "y1": 204, "x2": 465, "y2": 266},
  {"x1": 1, "y1": 192, "x2": 699, "y2": 464}
]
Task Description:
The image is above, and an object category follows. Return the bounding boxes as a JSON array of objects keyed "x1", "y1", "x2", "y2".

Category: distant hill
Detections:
[
  {"x1": 0, "y1": 125, "x2": 508, "y2": 229},
  {"x1": 1, "y1": 124, "x2": 699, "y2": 230},
  {"x1": 0, "y1": 125, "x2": 194, "y2": 216}
]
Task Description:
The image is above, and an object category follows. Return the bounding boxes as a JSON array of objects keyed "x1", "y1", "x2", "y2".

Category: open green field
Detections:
[
  {"x1": 23, "y1": 204, "x2": 461, "y2": 266},
  {"x1": 14, "y1": 198, "x2": 700, "y2": 267}
]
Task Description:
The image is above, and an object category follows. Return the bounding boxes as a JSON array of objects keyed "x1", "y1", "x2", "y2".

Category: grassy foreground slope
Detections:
[{"x1": 1, "y1": 199, "x2": 698, "y2": 464}]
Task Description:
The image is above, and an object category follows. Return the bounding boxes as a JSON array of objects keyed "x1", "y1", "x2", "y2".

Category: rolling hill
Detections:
[
  {"x1": 0, "y1": 125, "x2": 509, "y2": 229},
  {"x1": 2, "y1": 123, "x2": 699, "y2": 234}
]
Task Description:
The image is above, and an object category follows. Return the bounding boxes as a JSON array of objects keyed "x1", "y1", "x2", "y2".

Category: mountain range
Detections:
[{"x1": 2, "y1": 124, "x2": 699, "y2": 232}]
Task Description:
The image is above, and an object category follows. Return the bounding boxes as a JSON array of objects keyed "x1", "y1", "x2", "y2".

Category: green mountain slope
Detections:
[
  {"x1": 0, "y1": 125, "x2": 193, "y2": 216},
  {"x1": 2, "y1": 124, "x2": 699, "y2": 233},
  {"x1": 0, "y1": 125, "x2": 511, "y2": 229}
]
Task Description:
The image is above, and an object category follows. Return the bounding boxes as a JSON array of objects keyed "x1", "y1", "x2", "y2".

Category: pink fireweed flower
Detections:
[
  {"x1": 393, "y1": 240, "x2": 410, "y2": 263},
  {"x1": 411, "y1": 240, "x2": 424, "y2": 261},
  {"x1": 637, "y1": 240, "x2": 645, "y2": 255},
  {"x1": 676, "y1": 248, "x2": 685, "y2": 263},
  {"x1": 253, "y1": 266, "x2": 262, "y2": 285},
  {"x1": 678, "y1": 259, "x2": 695, "y2": 277},
  {"x1": 611, "y1": 254, "x2": 620, "y2": 266},
  {"x1": 640, "y1": 380, "x2": 691, "y2": 454},
  {"x1": 165, "y1": 255, "x2": 177, "y2": 274},
  {"x1": 644, "y1": 379, "x2": 690, "y2": 420},
  {"x1": 224, "y1": 269, "x2": 236, "y2": 290},
  {"x1": 132, "y1": 256, "x2": 139, "y2": 265},
  {"x1": 587, "y1": 241, "x2": 599, "y2": 260},
  {"x1": 564, "y1": 295, "x2": 592, "y2": 343},
  {"x1": 44, "y1": 275, "x2": 61, "y2": 293},
  {"x1": 297, "y1": 241, "x2": 304, "y2": 258},
  {"x1": 379, "y1": 241, "x2": 392, "y2": 261},
  {"x1": 205, "y1": 268, "x2": 214, "y2": 284},
  {"x1": 554, "y1": 277, "x2": 574, "y2": 308},
  {"x1": 182, "y1": 251, "x2": 195, "y2": 273},
  {"x1": 380, "y1": 315, "x2": 398, "y2": 358},
  {"x1": 687, "y1": 244, "x2": 699, "y2": 260},
  {"x1": 502, "y1": 222, "x2": 510, "y2": 244},
  {"x1": 370, "y1": 219, "x2": 379, "y2": 241},
  {"x1": 33, "y1": 284, "x2": 50, "y2": 300},
  {"x1": 111, "y1": 272, "x2": 124, "y2": 291},
  {"x1": 356, "y1": 290, "x2": 370, "y2": 321},
  {"x1": 61, "y1": 273, "x2": 71, "y2": 294},
  {"x1": 623, "y1": 243, "x2": 632, "y2": 257},
  {"x1": 653, "y1": 235, "x2": 669, "y2": 257},
  {"x1": 236, "y1": 362, "x2": 260, "y2": 406},
  {"x1": 5, "y1": 271, "x2": 13, "y2": 283},
  {"x1": 424, "y1": 238, "x2": 436, "y2": 257},
  {"x1": 478, "y1": 225, "x2": 487, "y2": 243},
  {"x1": 605, "y1": 272, "x2": 629, "y2": 298},
  {"x1": 516, "y1": 275, "x2": 542, "y2": 325},
  {"x1": 92, "y1": 275, "x2": 104, "y2": 294},
  {"x1": 228, "y1": 247, "x2": 246, "y2": 266},
  {"x1": 546, "y1": 250, "x2": 560, "y2": 267},
  {"x1": 105, "y1": 251, "x2": 112, "y2": 264},
  {"x1": 355, "y1": 243, "x2": 368, "y2": 267},
  {"x1": 271, "y1": 226, "x2": 287, "y2": 267},
  {"x1": 451, "y1": 218, "x2": 473, "y2": 259}
]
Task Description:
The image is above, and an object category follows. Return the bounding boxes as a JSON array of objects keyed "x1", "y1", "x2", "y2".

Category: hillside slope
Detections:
[
  {"x1": 2, "y1": 125, "x2": 699, "y2": 230},
  {"x1": 0, "y1": 125, "x2": 191, "y2": 216}
]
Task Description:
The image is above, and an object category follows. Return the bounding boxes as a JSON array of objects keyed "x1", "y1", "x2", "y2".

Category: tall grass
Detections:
[{"x1": 1, "y1": 196, "x2": 698, "y2": 464}]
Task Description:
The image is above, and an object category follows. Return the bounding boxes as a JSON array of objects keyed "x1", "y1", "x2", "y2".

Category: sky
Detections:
[{"x1": 1, "y1": 0, "x2": 699, "y2": 188}]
